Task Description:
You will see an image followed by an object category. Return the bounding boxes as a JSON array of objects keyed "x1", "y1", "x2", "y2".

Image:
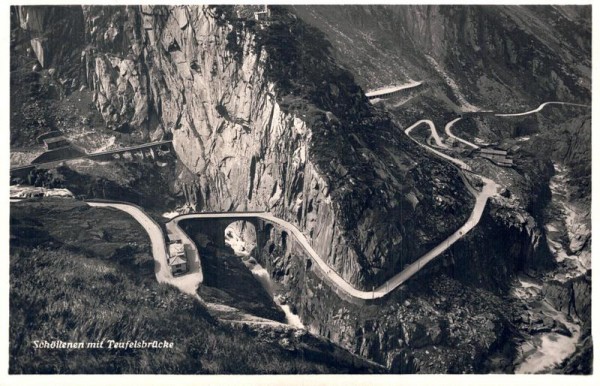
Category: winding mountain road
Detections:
[
  {"x1": 444, "y1": 117, "x2": 479, "y2": 149},
  {"x1": 406, "y1": 119, "x2": 450, "y2": 149},
  {"x1": 84, "y1": 99, "x2": 585, "y2": 301},
  {"x1": 404, "y1": 120, "x2": 470, "y2": 170},
  {"x1": 87, "y1": 201, "x2": 203, "y2": 296},
  {"x1": 79, "y1": 115, "x2": 500, "y2": 302},
  {"x1": 495, "y1": 101, "x2": 590, "y2": 117},
  {"x1": 167, "y1": 179, "x2": 493, "y2": 300},
  {"x1": 153, "y1": 117, "x2": 499, "y2": 301}
]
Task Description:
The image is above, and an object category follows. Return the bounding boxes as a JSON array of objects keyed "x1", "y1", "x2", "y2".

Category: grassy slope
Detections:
[{"x1": 9, "y1": 199, "x2": 380, "y2": 374}]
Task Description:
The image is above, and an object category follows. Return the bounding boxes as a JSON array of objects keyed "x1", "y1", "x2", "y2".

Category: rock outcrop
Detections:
[
  {"x1": 291, "y1": 5, "x2": 591, "y2": 110},
  {"x1": 16, "y1": 6, "x2": 85, "y2": 75},
  {"x1": 11, "y1": 4, "x2": 591, "y2": 374},
  {"x1": 52, "y1": 4, "x2": 471, "y2": 290}
]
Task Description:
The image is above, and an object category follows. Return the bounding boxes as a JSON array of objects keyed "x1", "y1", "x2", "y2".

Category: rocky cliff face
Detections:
[
  {"x1": 20, "y1": 4, "x2": 471, "y2": 290},
  {"x1": 12, "y1": 5, "x2": 591, "y2": 373},
  {"x1": 258, "y1": 231, "x2": 521, "y2": 373},
  {"x1": 15, "y1": 6, "x2": 85, "y2": 72},
  {"x1": 291, "y1": 5, "x2": 591, "y2": 111}
]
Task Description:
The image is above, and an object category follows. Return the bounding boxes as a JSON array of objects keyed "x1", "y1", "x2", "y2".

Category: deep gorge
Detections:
[{"x1": 11, "y1": 4, "x2": 592, "y2": 374}]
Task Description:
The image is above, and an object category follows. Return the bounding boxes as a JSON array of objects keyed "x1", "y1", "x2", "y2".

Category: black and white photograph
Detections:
[{"x1": 4, "y1": 1, "x2": 595, "y2": 383}]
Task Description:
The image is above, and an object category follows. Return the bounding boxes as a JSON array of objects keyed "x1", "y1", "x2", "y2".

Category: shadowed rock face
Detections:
[
  {"x1": 15, "y1": 4, "x2": 472, "y2": 290},
  {"x1": 11, "y1": 5, "x2": 591, "y2": 373},
  {"x1": 16, "y1": 5, "x2": 86, "y2": 70},
  {"x1": 290, "y1": 5, "x2": 591, "y2": 110}
]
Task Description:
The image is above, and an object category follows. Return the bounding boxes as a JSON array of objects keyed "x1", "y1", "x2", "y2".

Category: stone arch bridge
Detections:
[
  {"x1": 169, "y1": 212, "x2": 369, "y2": 305},
  {"x1": 10, "y1": 140, "x2": 173, "y2": 179}
]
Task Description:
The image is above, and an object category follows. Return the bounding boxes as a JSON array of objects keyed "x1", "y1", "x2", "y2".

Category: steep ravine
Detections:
[
  {"x1": 507, "y1": 163, "x2": 591, "y2": 373},
  {"x1": 244, "y1": 195, "x2": 557, "y2": 373},
  {"x1": 75, "y1": 4, "x2": 472, "y2": 290},
  {"x1": 13, "y1": 5, "x2": 590, "y2": 374}
]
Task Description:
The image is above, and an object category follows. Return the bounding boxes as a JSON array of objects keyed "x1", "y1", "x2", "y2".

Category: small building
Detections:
[
  {"x1": 168, "y1": 241, "x2": 188, "y2": 276},
  {"x1": 169, "y1": 255, "x2": 188, "y2": 276},
  {"x1": 479, "y1": 147, "x2": 513, "y2": 167},
  {"x1": 43, "y1": 136, "x2": 70, "y2": 150},
  {"x1": 480, "y1": 148, "x2": 508, "y2": 156}
]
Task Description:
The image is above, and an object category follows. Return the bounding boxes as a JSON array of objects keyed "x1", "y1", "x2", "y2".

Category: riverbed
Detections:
[
  {"x1": 512, "y1": 163, "x2": 587, "y2": 373},
  {"x1": 225, "y1": 223, "x2": 305, "y2": 329}
]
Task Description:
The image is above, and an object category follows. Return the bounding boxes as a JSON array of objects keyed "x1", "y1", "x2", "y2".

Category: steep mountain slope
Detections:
[
  {"x1": 14, "y1": 5, "x2": 473, "y2": 290},
  {"x1": 276, "y1": 5, "x2": 592, "y2": 373},
  {"x1": 9, "y1": 199, "x2": 382, "y2": 374},
  {"x1": 10, "y1": 5, "x2": 591, "y2": 374},
  {"x1": 290, "y1": 5, "x2": 591, "y2": 111}
]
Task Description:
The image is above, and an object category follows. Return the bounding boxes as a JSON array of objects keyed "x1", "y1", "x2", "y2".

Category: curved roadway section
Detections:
[
  {"x1": 87, "y1": 201, "x2": 203, "y2": 296},
  {"x1": 378, "y1": 175, "x2": 496, "y2": 296},
  {"x1": 82, "y1": 118, "x2": 497, "y2": 302},
  {"x1": 168, "y1": 177, "x2": 496, "y2": 300},
  {"x1": 16, "y1": 98, "x2": 587, "y2": 303},
  {"x1": 444, "y1": 118, "x2": 479, "y2": 149},
  {"x1": 495, "y1": 101, "x2": 590, "y2": 117},
  {"x1": 404, "y1": 120, "x2": 470, "y2": 170},
  {"x1": 416, "y1": 119, "x2": 450, "y2": 149},
  {"x1": 83, "y1": 115, "x2": 505, "y2": 302}
]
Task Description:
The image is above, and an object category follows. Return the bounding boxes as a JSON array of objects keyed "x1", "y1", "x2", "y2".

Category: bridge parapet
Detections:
[
  {"x1": 10, "y1": 140, "x2": 174, "y2": 177},
  {"x1": 171, "y1": 214, "x2": 372, "y2": 306}
]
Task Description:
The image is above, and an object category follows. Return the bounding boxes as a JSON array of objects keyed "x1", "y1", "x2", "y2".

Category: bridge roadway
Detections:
[
  {"x1": 365, "y1": 81, "x2": 423, "y2": 99},
  {"x1": 10, "y1": 140, "x2": 172, "y2": 172},
  {"x1": 27, "y1": 99, "x2": 588, "y2": 302}
]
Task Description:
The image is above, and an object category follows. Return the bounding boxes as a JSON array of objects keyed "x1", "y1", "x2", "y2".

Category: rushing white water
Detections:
[
  {"x1": 515, "y1": 300, "x2": 581, "y2": 374},
  {"x1": 513, "y1": 162, "x2": 586, "y2": 373},
  {"x1": 245, "y1": 260, "x2": 305, "y2": 329},
  {"x1": 225, "y1": 223, "x2": 305, "y2": 329}
]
